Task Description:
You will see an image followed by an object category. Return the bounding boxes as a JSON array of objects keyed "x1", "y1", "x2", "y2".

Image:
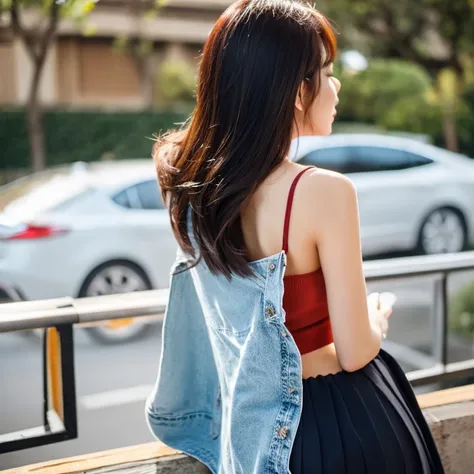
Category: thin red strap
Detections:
[{"x1": 282, "y1": 166, "x2": 315, "y2": 253}]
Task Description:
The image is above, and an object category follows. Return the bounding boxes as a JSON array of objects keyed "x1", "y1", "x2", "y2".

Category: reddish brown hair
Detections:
[{"x1": 155, "y1": 0, "x2": 337, "y2": 279}]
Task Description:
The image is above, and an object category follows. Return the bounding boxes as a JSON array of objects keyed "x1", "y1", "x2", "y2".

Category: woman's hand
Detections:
[{"x1": 367, "y1": 292, "x2": 395, "y2": 339}]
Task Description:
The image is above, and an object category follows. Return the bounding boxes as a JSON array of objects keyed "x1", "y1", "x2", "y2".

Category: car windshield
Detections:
[{"x1": 0, "y1": 163, "x2": 91, "y2": 217}]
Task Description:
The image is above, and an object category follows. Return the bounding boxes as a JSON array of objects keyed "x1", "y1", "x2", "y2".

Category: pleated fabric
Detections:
[{"x1": 289, "y1": 349, "x2": 444, "y2": 474}]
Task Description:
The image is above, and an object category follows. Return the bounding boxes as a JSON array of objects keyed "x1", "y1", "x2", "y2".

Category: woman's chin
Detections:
[
  {"x1": 309, "y1": 126, "x2": 332, "y2": 137},
  {"x1": 321, "y1": 125, "x2": 333, "y2": 136}
]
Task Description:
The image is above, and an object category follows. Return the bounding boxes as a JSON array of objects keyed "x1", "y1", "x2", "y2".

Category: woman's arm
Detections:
[{"x1": 310, "y1": 170, "x2": 389, "y2": 372}]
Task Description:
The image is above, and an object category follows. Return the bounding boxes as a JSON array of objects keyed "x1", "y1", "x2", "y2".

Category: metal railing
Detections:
[{"x1": 2, "y1": 252, "x2": 474, "y2": 454}]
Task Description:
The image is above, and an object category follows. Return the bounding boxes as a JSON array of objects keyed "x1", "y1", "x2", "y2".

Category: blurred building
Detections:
[{"x1": 0, "y1": 0, "x2": 232, "y2": 109}]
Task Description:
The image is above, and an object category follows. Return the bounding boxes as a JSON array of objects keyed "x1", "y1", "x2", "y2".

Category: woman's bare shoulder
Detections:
[
  {"x1": 287, "y1": 165, "x2": 359, "y2": 253},
  {"x1": 303, "y1": 167, "x2": 357, "y2": 206},
  {"x1": 289, "y1": 166, "x2": 358, "y2": 239}
]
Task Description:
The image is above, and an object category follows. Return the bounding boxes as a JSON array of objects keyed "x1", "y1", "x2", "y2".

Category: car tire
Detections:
[
  {"x1": 79, "y1": 261, "x2": 154, "y2": 345},
  {"x1": 417, "y1": 207, "x2": 468, "y2": 255}
]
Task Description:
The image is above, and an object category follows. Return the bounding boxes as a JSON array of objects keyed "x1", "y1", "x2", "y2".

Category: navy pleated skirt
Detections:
[{"x1": 289, "y1": 349, "x2": 444, "y2": 474}]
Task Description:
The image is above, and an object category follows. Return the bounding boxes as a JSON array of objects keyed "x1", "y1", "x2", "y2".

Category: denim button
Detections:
[
  {"x1": 269, "y1": 262, "x2": 276, "y2": 271},
  {"x1": 281, "y1": 330, "x2": 287, "y2": 337},
  {"x1": 288, "y1": 387, "x2": 295, "y2": 393},
  {"x1": 278, "y1": 426, "x2": 288, "y2": 439},
  {"x1": 265, "y1": 305, "x2": 275, "y2": 317}
]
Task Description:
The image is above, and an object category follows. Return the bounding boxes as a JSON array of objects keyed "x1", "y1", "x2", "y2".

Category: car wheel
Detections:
[
  {"x1": 80, "y1": 262, "x2": 153, "y2": 345},
  {"x1": 417, "y1": 208, "x2": 467, "y2": 255}
]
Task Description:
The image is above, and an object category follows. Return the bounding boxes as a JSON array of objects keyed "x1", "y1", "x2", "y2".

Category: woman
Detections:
[{"x1": 146, "y1": 1, "x2": 444, "y2": 473}]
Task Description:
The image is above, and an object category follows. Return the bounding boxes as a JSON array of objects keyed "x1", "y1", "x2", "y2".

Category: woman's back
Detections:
[
  {"x1": 241, "y1": 161, "x2": 321, "y2": 276},
  {"x1": 241, "y1": 158, "x2": 372, "y2": 377},
  {"x1": 240, "y1": 161, "x2": 342, "y2": 377}
]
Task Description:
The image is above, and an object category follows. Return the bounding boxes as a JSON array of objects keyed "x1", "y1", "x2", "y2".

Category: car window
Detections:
[
  {"x1": 136, "y1": 180, "x2": 164, "y2": 210},
  {"x1": 298, "y1": 146, "x2": 434, "y2": 174},
  {"x1": 298, "y1": 147, "x2": 358, "y2": 174},
  {"x1": 352, "y1": 147, "x2": 434, "y2": 172},
  {"x1": 112, "y1": 180, "x2": 164, "y2": 210},
  {"x1": 113, "y1": 189, "x2": 132, "y2": 208}
]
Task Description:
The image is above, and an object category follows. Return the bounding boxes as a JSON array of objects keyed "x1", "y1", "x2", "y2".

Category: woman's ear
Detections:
[{"x1": 294, "y1": 82, "x2": 305, "y2": 112}]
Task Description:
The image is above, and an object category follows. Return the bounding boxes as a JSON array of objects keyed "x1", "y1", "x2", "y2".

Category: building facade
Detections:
[{"x1": 0, "y1": 0, "x2": 232, "y2": 108}]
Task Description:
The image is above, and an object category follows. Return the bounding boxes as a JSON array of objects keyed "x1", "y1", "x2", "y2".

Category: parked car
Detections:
[
  {"x1": 0, "y1": 160, "x2": 177, "y2": 344},
  {"x1": 2, "y1": 135, "x2": 474, "y2": 344},
  {"x1": 289, "y1": 134, "x2": 474, "y2": 257}
]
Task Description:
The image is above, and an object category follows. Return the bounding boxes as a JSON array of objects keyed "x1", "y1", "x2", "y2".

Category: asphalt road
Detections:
[{"x1": 1, "y1": 269, "x2": 473, "y2": 471}]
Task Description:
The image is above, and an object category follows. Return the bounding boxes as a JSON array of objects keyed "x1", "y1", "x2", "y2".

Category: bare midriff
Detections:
[{"x1": 300, "y1": 343, "x2": 343, "y2": 379}]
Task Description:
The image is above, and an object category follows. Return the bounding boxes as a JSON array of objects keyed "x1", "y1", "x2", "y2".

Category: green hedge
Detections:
[
  {"x1": 1, "y1": 99, "x2": 473, "y2": 173},
  {"x1": 0, "y1": 109, "x2": 188, "y2": 170}
]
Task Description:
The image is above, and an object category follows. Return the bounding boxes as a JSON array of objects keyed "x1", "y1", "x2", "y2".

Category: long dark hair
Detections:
[{"x1": 155, "y1": 0, "x2": 337, "y2": 280}]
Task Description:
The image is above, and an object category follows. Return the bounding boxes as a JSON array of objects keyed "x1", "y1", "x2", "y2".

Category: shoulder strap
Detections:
[{"x1": 282, "y1": 166, "x2": 315, "y2": 253}]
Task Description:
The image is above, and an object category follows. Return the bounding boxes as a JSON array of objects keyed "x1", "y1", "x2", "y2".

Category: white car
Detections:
[
  {"x1": 0, "y1": 160, "x2": 177, "y2": 343},
  {"x1": 290, "y1": 134, "x2": 474, "y2": 257},
  {"x1": 2, "y1": 135, "x2": 473, "y2": 343}
]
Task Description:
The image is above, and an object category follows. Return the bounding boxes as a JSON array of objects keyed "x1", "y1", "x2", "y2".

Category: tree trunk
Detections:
[
  {"x1": 441, "y1": 102, "x2": 459, "y2": 152},
  {"x1": 27, "y1": 97, "x2": 46, "y2": 172},
  {"x1": 137, "y1": 55, "x2": 155, "y2": 110},
  {"x1": 27, "y1": 59, "x2": 47, "y2": 172},
  {"x1": 437, "y1": 71, "x2": 462, "y2": 153},
  {"x1": 142, "y1": 67, "x2": 154, "y2": 109}
]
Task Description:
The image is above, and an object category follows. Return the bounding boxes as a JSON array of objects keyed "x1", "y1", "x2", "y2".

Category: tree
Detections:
[
  {"x1": 157, "y1": 59, "x2": 196, "y2": 108},
  {"x1": 334, "y1": 59, "x2": 444, "y2": 140},
  {"x1": 113, "y1": 0, "x2": 166, "y2": 109},
  {"x1": 0, "y1": 0, "x2": 96, "y2": 171},
  {"x1": 318, "y1": 0, "x2": 474, "y2": 151}
]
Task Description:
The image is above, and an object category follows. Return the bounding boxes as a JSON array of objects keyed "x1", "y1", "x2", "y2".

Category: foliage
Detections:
[
  {"x1": 157, "y1": 61, "x2": 196, "y2": 105},
  {"x1": 338, "y1": 60, "x2": 432, "y2": 119},
  {"x1": 449, "y1": 281, "x2": 474, "y2": 342},
  {"x1": 0, "y1": 109, "x2": 187, "y2": 169},
  {"x1": 0, "y1": 0, "x2": 97, "y2": 28},
  {"x1": 335, "y1": 58, "x2": 474, "y2": 156},
  {"x1": 457, "y1": 85, "x2": 474, "y2": 157},
  {"x1": 1, "y1": 0, "x2": 99, "y2": 171},
  {"x1": 1, "y1": 0, "x2": 97, "y2": 65},
  {"x1": 317, "y1": 0, "x2": 474, "y2": 151},
  {"x1": 337, "y1": 59, "x2": 442, "y2": 134},
  {"x1": 112, "y1": 0, "x2": 166, "y2": 58},
  {"x1": 317, "y1": 0, "x2": 474, "y2": 77}
]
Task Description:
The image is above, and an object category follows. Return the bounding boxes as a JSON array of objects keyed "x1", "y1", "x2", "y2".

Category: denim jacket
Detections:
[{"x1": 145, "y1": 229, "x2": 304, "y2": 474}]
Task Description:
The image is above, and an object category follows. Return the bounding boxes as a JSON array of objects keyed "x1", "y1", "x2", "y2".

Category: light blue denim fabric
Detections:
[{"x1": 145, "y1": 226, "x2": 304, "y2": 473}]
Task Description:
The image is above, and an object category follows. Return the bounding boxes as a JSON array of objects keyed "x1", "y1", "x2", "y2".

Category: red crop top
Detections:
[{"x1": 282, "y1": 166, "x2": 334, "y2": 355}]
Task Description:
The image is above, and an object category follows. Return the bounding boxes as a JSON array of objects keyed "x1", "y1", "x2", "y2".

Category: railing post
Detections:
[
  {"x1": 0, "y1": 323, "x2": 77, "y2": 454},
  {"x1": 441, "y1": 274, "x2": 449, "y2": 368},
  {"x1": 42, "y1": 329, "x2": 48, "y2": 429},
  {"x1": 433, "y1": 274, "x2": 449, "y2": 369},
  {"x1": 58, "y1": 324, "x2": 78, "y2": 439}
]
